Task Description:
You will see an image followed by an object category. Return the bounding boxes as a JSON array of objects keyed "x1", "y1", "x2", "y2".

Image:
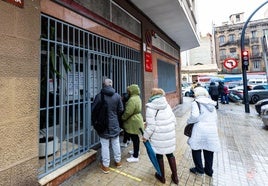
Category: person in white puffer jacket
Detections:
[
  {"x1": 142, "y1": 88, "x2": 178, "y2": 184},
  {"x1": 187, "y1": 86, "x2": 221, "y2": 177}
]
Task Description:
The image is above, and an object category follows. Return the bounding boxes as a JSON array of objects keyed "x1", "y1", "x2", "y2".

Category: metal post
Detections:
[
  {"x1": 240, "y1": 0, "x2": 268, "y2": 113},
  {"x1": 262, "y1": 35, "x2": 268, "y2": 83}
]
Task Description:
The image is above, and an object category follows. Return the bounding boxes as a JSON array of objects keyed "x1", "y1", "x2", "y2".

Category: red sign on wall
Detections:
[
  {"x1": 2, "y1": 0, "x2": 24, "y2": 8},
  {"x1": 145, "y1": 52, "x2": 152, "y2": 72}
]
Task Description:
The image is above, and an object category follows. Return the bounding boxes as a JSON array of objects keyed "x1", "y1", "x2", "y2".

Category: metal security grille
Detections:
[{"x1": 39, "y1": 14, "x2": 141, "y2": 178}]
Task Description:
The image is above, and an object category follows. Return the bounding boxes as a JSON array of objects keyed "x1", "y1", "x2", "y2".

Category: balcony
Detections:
[
  {"x1": 250, "y1": 37, "x2": 259, "y2": 44},
  {"x1": 251, "y1": 52, "x2": 262, "y2": 59}
]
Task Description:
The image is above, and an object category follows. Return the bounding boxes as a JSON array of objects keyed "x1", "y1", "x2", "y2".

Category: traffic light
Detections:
[{"x1": 242, "y1": 50, "x2": 249, "y2": 70}]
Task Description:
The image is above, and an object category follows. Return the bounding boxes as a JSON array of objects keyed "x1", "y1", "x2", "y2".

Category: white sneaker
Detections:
[
  {"x1": 120, "y1": 142, "x2": 128, "y2": 148},
  {"x1": 127, "y1": 140, "x2": 132, "y2": 144},
  {"x1": 126, "y1": 156, "x2": 139, "y2": 163},
  {"x1": 128, "y1": 150, "x2": 140, "y2": 155}
]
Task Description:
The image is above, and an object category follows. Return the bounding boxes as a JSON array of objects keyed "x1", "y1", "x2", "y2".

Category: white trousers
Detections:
[{"x1": 100, "y1": 136, "x2": 121, "y2": 167}]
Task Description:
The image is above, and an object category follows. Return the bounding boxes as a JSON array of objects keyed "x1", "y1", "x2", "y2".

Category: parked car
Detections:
[
  {"x1": 260, "y1": 104, "x2": 268, "y2": 127},
  {"x1": 248, "y1": 78, "x2": 267, "y2": 85},
  {"x1": 226, "y1": 81, "x2": 242, "y2": 89},
  {"x1": 248, "y1": 84, "x2": 268, "y2": 104},
  {"x1": 255, "y1": 98, "x2": 268, "y2": 115},
  {"x1": 228, "y1": 85, "x2": 244, "y2": 102},
  {"x1": 228, "y1": 84, "x2": 268, "y2": 104},
  {"x1": 182, "y1": 86, "x2": 194, "y2": 97}
]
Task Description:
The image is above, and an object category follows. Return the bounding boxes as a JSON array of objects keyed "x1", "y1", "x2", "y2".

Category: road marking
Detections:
[{"x1": 109, "y1": 167, "x2": 142, "y2": 182}]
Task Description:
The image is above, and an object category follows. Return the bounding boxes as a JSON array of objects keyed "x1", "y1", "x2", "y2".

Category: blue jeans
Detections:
[
  {"x1": 100, "y1": 136, "x2": 121, "y2": 167},
  {"x1": 223, "y1": 94, "x2": 229, "y2": 103}
]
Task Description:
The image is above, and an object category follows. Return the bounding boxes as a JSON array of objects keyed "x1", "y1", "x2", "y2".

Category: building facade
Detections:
[
  {"x1": 0, "y1": 0, "x2": 199, "y2": 185},
  {"x1": 181, "y1": 33, "x2": 218, "y2": 83},
  {"x1": 214, "y1": 13, "x2": 268, "y2": 75}
]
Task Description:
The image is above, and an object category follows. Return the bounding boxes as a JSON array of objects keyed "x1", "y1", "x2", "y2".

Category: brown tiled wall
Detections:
[{"x1": 143, "y1": 51, "x2": 180, "y2": 109}]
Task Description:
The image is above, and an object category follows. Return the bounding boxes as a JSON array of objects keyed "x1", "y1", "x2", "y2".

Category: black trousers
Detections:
[
  {"x1": 129, "y1": 134, "x2": 140, "y2": 158},
  {"x1": 156, "y1": 153, "x2": 174, "y2": 159},
  {"x1": 211, "y1": 95, "x2": 219, "y2": 109},
  {"x1": 192, "y1": 149, "x2": 214, "y2": 175},
  {"x1": 122, "y1": 131, "x2": 130, "y2": 143}
]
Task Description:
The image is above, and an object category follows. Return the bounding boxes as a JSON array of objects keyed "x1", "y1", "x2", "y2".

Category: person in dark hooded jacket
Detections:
[
  {"x1": 91, "y1": 78, "x2": 124, "y2": 173},
  {"x1": 208, "y1": 82, "x2": 219, "y2": 109}
]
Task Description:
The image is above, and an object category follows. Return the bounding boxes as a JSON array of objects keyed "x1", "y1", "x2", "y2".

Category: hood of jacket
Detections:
[
  {"x1": 195, "y1": 96, "x2": 216, "y2": 112},
  {"x1": 146, "y1": 96, "x2": 168, "y2": 110},
  {"x1": 101, "y1": 86, "x2": 115, "y2": 96},
  {"x1": 127, "y1": 84, "x2": 140, "y2": 96}
]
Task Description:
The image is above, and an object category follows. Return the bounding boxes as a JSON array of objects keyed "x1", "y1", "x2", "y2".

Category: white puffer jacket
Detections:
[
  {"x1": 187, "y1": 96, "x2": 221, "y2": 152},
  {"x1": 144, "y1": 96, "x2": 177, "y2": 155}
]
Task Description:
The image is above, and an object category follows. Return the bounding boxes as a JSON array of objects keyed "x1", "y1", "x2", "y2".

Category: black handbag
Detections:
[
  {"x1": 184, "y1": 101, "x2": 201, "y2": 137},
  {"x1": 184, "y1": 123, "x2": 194, "y2": 137}
]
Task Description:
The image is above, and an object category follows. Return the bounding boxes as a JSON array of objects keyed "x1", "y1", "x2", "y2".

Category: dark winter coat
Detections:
[
  {"x1": 91, "y1": 86, "x2": 124, "y2": 139},
  {"x1": 218, "y1": 81, "x2": 224, "y2": 94},
  {"x1": 208, "y1": 82, "x2": 219, "y2": 96}
]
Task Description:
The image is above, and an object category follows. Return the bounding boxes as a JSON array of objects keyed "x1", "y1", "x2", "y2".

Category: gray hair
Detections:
[{"x1": 103, "y1": 78, "x2": 113, "y2": 87}]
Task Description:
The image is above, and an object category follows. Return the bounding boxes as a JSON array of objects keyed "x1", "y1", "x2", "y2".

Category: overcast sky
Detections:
[{"x1": 196, "y1": 0, "x2": 268, "y2": 35}]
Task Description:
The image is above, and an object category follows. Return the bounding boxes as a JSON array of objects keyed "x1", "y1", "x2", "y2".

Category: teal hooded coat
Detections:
[{"x1": 121, "y1": 84, "x2": 144, "y2": 135}]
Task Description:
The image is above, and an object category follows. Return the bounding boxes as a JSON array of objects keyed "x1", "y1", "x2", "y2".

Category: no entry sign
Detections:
[{"x1": 223, "y1": 58, "x2": 238, "y2": 70}]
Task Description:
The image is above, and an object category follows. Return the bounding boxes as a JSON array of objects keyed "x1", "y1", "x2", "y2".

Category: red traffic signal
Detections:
[
  {"x1": 242, "y1": 50, "x2": 249, "y2": 61},
  {"x1": 242, "y1": 50, "x2": 249, "y2": 68}
]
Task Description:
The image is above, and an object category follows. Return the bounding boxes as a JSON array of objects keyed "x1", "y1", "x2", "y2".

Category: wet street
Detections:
[{"x1": 60, "y1": 97, "x2": 268, "y2": 186}]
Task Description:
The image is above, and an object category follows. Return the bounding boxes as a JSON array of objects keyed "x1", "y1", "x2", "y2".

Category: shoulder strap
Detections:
[
  {"x1": 194, "y1": 100, "x2": 201, "y2": 114},
  {"x1": 155, "y1": 109, "x2": 159, "y2": 117}
]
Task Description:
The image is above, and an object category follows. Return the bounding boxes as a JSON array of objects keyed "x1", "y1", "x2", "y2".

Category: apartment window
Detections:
[
  {"x1": 219, "y1": 49, "x2": 226, "y2": 60},
  {"x1": 229, "y1": 48, "x2": 237, "y2": 58},
  {"x1": 219, "y1": 35, "x2": 225, "y2": 45},
  {"x1": 236, "y1": 14, "x2": 241, "y2": 22},
  {"x1": 229, "y1": 34, "x2": 235, "y2": 42},
  {"x1": 252, "y1": 45, "x2": 259, "y2": 56},
  {"x1": 253, "y1": 60, "x2": 261, "y2": 71},
  {"x1": 251, "y1": 30, "x2": 257, "y2": 38},
  {"x1": 263, "y1": 29, "x2": 268, "y2": 36},
  {"x1": 229, "y1": 48, "x2": 236, "y2": 53}
]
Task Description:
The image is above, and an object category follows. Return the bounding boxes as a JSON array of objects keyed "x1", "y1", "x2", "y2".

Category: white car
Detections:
[{"x1": 182, "y1": 86, "x2": 194, "y2": 97}]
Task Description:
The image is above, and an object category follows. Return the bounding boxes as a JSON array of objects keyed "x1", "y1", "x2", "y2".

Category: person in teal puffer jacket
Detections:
[{"x1": 121, "y1": 84, "x2": 144, "y2": 163}]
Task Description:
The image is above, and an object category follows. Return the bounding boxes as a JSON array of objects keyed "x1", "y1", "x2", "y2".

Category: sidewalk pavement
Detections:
[{"x1": 60, "y1": 97, "x2": 268, "y2": 186}]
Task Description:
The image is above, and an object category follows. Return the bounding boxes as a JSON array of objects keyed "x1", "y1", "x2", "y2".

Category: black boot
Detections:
[
  {"x1": 168, "y1": 156, "x2": 179, "y2": 184},
  {"x1": 155, "y1": 158, "x2": 165, "y2": 183}
]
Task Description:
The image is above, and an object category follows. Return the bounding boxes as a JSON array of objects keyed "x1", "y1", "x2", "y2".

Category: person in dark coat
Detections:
[
  {"x1": 120, "y1": 92, "x2": 131, "y2": 147},
  {"x1": 208, "y1": 82, "x2": 219, "y2": 109},
  {"x1": 218, "y1": 81, "x2": 225, "y2": 104},
  {"x1": 91, "y1": 78, "x2": 124, "y2": 173}
]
